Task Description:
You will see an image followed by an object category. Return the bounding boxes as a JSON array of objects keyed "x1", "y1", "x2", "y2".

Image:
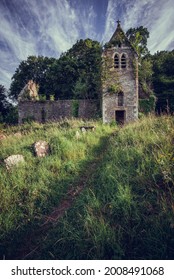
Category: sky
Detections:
[{"x1": 0, "y1": 0, "x2": 174, "y2": 90}]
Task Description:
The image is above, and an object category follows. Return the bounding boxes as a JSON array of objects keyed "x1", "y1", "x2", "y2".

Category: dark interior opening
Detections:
[
  {"x1": 118, "y1": 92, "x2": 124, "y2": 106},
  {"x1": 115, "y1": 110, "x2": 125, "y2": 125}
]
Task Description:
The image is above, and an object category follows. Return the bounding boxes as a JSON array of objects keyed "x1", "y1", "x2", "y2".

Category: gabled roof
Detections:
[
  {"x1": 109, "y1": 20, "x2": 130, "y2": 46},
  {"x1": 106, "y1": 21, "x2": 138, "y2": 56}
]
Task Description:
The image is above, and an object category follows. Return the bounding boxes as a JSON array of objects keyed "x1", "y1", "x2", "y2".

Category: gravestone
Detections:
[{"x1": 34, "y1": 140, "x2": 50, "y2": 157}]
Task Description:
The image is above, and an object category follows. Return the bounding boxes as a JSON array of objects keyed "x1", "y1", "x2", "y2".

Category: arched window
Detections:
[
  {"x1": 121, "y1": 54, "x2": 126, "y2": 68},
  {"x1": 114, "y1": 54, "x2": 119, "y2": 68},
  {"x1": 118, "y1": 92, "x2": 124, "y2": 106}
]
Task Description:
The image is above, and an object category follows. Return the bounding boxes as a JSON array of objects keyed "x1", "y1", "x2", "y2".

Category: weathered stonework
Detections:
[
  {"x1": 18, "y1": 80, "x2": 39, "y2": 101},
  {"x1": 34, "y1": 140, "x2": 50, "y2": 157},
  {"x1": 102, "y1": 21, "x2": 138, "y2": 124},
  {"x1": 4, "y1": 154, "x2": 25, "y2": 170},
  {"x1": 18, "y1": 22, "x2": 138, "y2": 125},
  {"x1": 78, "y1": 100, "x2": 99, "y2": 119},
  {"x1": 18, "y1": 100, "x2": 99, "y2": 124}
]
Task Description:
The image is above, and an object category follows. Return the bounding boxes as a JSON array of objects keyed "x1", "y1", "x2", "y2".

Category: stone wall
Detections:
[
  {"x1": 18, "y1": 100, "x2": 99, "y2": 124},
  {"x1": 78, "y1": 100, "x2": 100, "y2": 118}
]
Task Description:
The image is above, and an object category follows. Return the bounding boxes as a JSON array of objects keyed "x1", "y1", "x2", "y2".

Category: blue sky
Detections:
[{"x1": 0, "y1": 0, "x2": 174, "y2": 89}]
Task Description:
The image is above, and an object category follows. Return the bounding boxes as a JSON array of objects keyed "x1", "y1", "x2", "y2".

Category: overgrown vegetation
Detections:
[
  {"x1": 0, "y1": 85, "x2": 18, "y2": 124},
  {"x1": 0, "y1": 115, "x2": 174, "y2": 259},
  {"x1": 32, "y1": 115, "x2": 174, "y2": 260},
  {"x1": 139, "y1": 94, "x2": 156, "y2": 114},
  {"x1": 152, "y1": 50, "x2": 174, "y2": 113},
  {"x1": 9, "y1": 39, "x2": 102, "y2": 102},
  {"x1": 0, "y1": 119, "x2": 114, "y2": 258},
  {"x1": 1, "y1": 26, "x2": 174, "y2": 125}
]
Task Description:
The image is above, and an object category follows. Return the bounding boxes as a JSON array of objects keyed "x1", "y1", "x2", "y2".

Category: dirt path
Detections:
[
  {"x1": 9, "y1": 135, "x2": 112, "y2": 260},
  {"x1": 41, "y1": 160, "x2": 98, "y2": 227}
]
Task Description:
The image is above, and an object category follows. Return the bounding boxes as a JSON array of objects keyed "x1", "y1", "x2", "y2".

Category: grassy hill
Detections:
[{"x1": 0, "y1": 115, "x2": 174, "y2": 259}]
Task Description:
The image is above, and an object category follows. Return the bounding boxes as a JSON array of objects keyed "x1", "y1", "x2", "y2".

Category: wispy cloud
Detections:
[
  {"x1": 145, "y1": 0, "x2": 174, "y2": 53},
  {"x1": 103, "y1": 0, "x2": 174, "y2": 53},
  {"x1": 0, "y1": 0, "x2": 98, "y2": 88},
  {"x1": 102, "y1": 0, "x2": 119, "y2": 43},
  {"x1": 0, "y1": 0, "x2": 174, "y2": 89}
]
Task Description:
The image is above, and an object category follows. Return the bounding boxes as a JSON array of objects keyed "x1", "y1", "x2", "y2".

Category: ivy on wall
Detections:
[
  {"x1": 108, "y1": 84, "x2": 122, "y2": 94},
  {"x1": 72, "y1": 100, "x2": 79, "y2": 117},
  {"x1": 139, "y1": 94, "x2": 156, "y2": 114}
]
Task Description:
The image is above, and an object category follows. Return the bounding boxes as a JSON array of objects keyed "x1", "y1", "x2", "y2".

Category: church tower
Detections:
[{"x1": 102, "y1": 21, "x2": 138, "y2": 124}]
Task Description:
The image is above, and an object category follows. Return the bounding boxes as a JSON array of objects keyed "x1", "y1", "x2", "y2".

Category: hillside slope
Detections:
[{"x1": 0, "y1": 115, "x2": 174, "y2": 259}]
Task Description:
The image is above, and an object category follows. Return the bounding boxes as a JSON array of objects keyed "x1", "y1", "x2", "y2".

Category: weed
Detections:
[{"x1": 1, "y1": 115, "x2": 174, "y2": 259}]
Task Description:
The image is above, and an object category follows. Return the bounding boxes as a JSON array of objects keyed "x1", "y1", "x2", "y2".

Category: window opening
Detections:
[
  {"x1": 118, "y1": 92, "x2": 124, "y2": 106},
  {"x1": 114, "y1": 54, "x2": 119, "y2": 68},
  {"x1": 121, "y1": 54, "x2": 126, "y2": 68}
]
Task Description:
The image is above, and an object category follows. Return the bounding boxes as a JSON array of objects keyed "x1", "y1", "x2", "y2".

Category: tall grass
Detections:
[
  {"x1": 0, "y1": 119, "x2": 114, "y2": 258},
  {"x1": 27, "y1": 115, "x2": 174, "y2": 260},
  {"x1": 1, "y1": 115, "x2": 174, "y2": 259}
]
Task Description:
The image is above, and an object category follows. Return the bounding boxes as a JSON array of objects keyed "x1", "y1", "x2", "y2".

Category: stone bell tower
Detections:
[{"x1": 102, "y1": 20, "x2": 138, "y2": 124}]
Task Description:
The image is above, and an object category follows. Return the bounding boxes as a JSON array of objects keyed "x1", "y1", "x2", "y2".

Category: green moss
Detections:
[
  {"x1": 108, "y1": 84, "x2": 122, "y2": 94},
  {"x1": 72, "y1": 100, "x2": 79, "y2": 117}
]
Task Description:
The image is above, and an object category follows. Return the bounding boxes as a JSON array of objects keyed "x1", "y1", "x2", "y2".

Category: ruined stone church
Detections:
[
  {"x1": 102, "y1": 20, "x2": 138, "y2": 124},
  {"x1": 18, "y1": 21, "x2": 138, "y2": 124}
]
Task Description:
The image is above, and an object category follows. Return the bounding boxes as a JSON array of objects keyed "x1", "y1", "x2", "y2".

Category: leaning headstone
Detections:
[
  {"x1": 81, "y1": 127, "x2": 86, "y2": 134},
  {"x1": 4, "y1": 155, "x2": 25, "y2": 170},
  {"x1": 34, "y1": 140, "x2": 50, "y2": 157},
  {"x1": 75, "y1": 131, "x2": 80, "y2": 140}
]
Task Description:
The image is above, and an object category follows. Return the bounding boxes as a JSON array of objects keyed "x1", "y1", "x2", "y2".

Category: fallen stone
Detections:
[
  {"x1": 80, "y1": 126, "x2": 96, "y2": 132},
  {"x1": 34, "y1": 140, "x2": 50, "y2": 157},
  {"x1": 0, "y1": 133, "x2": 6, "y2": 141},
  {"x1": 4, "y1": 154, "x2": 25, "y2": 170},
  {"x1": 13, "y1": 132, "x2": 22, "y2": 138}
]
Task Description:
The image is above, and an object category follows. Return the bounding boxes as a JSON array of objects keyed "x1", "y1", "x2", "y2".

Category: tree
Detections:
[
  {"x1": 65, "y1": 38, "x2": 102, "y2": 99},
  {"x1": 126, "y1": 27, "x2": 155, "y2": 109},
  {"x1": 9, "y1": 56, "x2": 56, "y2": 101},
  {"x1": 152, "y1": 50, "x2": 174, "y2": 113},
  {"x1": 9, "y1": 39, "x2": 102, "y2": 101},
  {"x1": 126, "y1": 26, "x2": 149, "y2": 57},
  {"x1": 0, "y1": 85, "x2": 17, "y2": 124},
  {"x1": 47, "y1": 55, "x2": 79, "y2": 100},
  {"x1": 46, "y1": 38, "x2": 102, "y2": 100},
  {"x1": 0, "y1": 85, "x2": 7, "y2": 122}
]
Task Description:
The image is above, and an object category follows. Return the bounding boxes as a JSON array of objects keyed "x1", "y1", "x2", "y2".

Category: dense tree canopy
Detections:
[
  {"x1": 46, "y1": 55, "x2": 79, "y2": 100},
  {"x1": 0, "y1": 85, "x2": 17, "y2": 124},
  {"x1": 126, "y1": 26, "x2": 149, "y2": 57},
  {"x1": 0, "y1": 85, "x2": 7, "y2": 122},
  {"x1": 9, "y1": 39, "x2": 102, "y2": 101},
  {"x1": 9, "y1": 56, "x2": 56, "y2": 101},
  {"x1": 152, "y1": 50, "x2": 174, "y2": 113},
  {"x1": 126, "y1": 26, "x2": 155, "y2": 113},
  {"x1": 6, "y1": 28, "x2": 174, "y2": 119},
  {"x1": 127, "y1": 27, "x2": 174, "y2": 113},
  {"x1": 68, "y1": 39, "x2": 102, "y2": 99}
]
